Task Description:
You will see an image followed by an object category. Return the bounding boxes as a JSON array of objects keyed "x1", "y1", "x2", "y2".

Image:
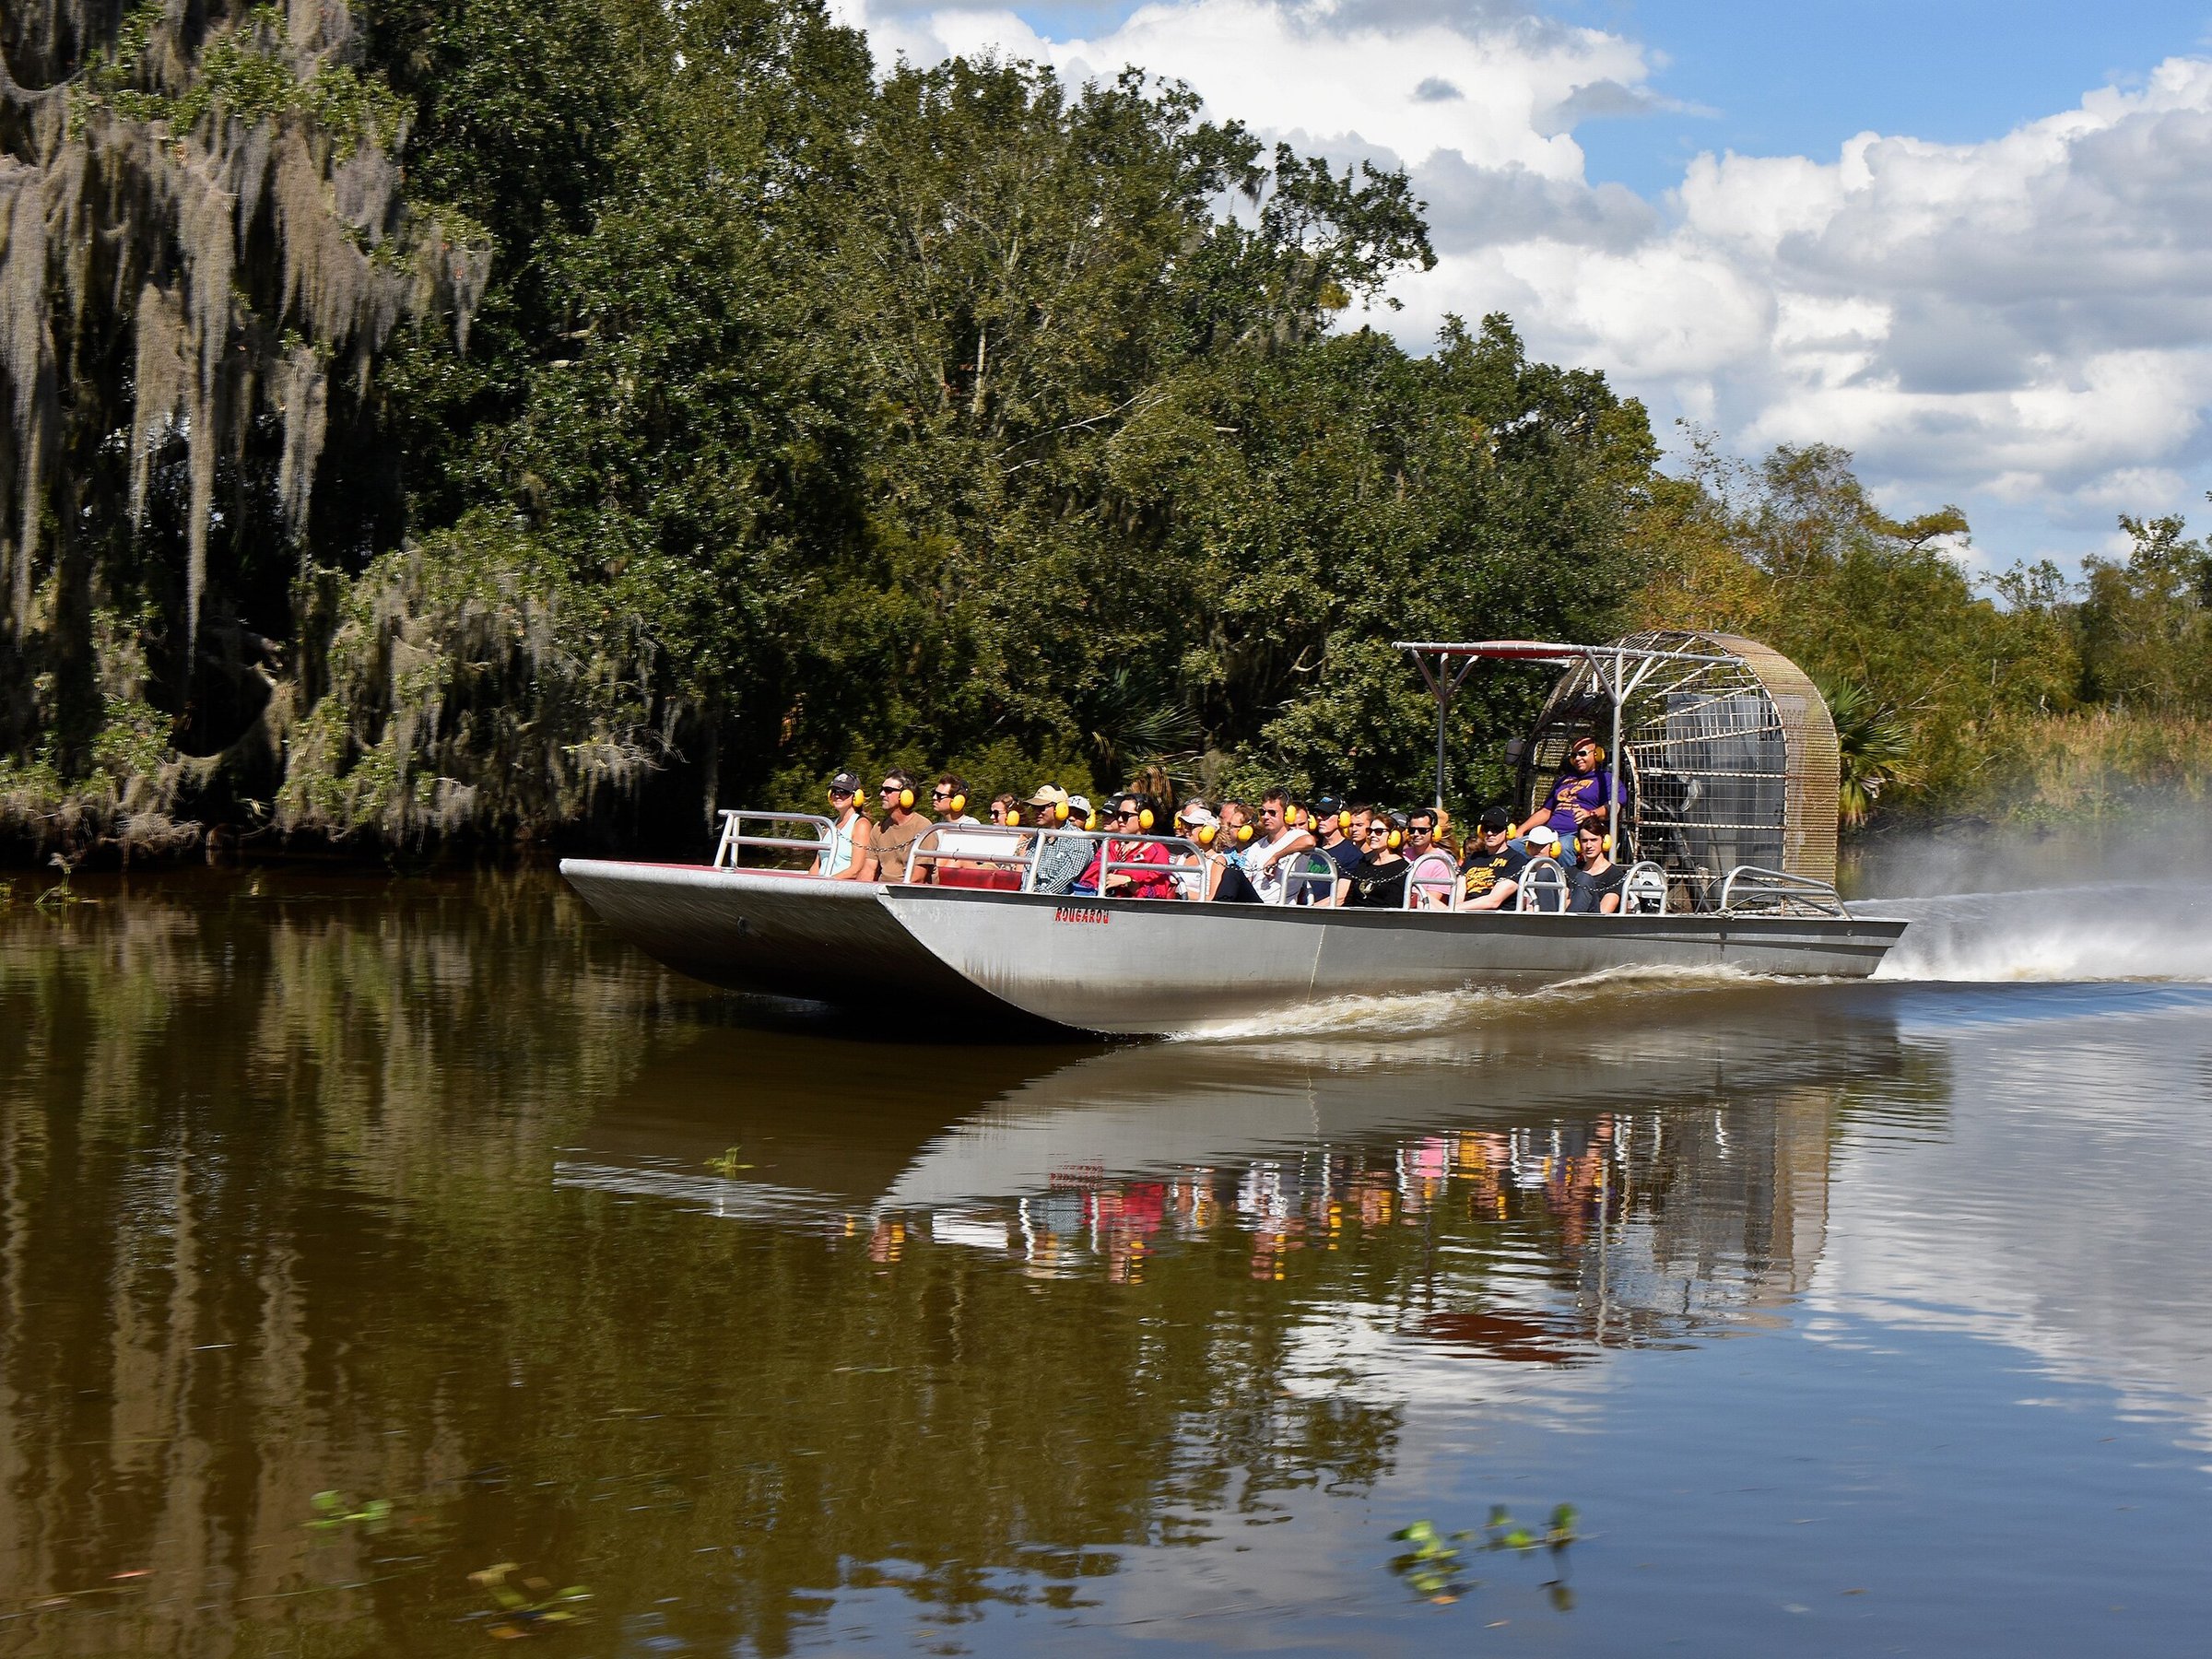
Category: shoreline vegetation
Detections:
[{"x1": 5, "y1": 4, "x2": 2208, "y2": 873}]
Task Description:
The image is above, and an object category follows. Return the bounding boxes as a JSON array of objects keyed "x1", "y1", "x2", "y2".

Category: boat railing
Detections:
[
  {"x1": 1514, "y1": 855, "x2": 1570, "y2": 912},
  {"x1": 1094, "y1": 831, "x2": 1210, "y2": 900},
  {"x1": 1403, "y1": 851, "x2": 1458, "y2": 911},
  {"x1": 1718, "y1": 865, "x2": 1849, "y2": 917},
  {"x1": 1280, "y1": 850, "x2": 1339, "y2": 906},
  {"x1": 901, "y1": 822, "x2": 1043, "y2": 888},
  {"x1": 900, "y1": 824, "x2": 1213, "y2": 897},
  {"x1": 1620, "y1": 860, "x2": 1671, "y2": 915},
  {"x1": 712, "y1": 810, "x2": 834, "y2": 871}
]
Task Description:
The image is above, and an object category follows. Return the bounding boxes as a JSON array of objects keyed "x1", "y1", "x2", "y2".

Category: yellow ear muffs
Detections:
[
  {"x1": 1137, "y1": 807, "x2": 1154, "y2": 831},
  {"x1": 949, "y1": 793, "x2": 966, "y2": 814},
  {"x1": 1286, "y1": 805, "x2": 1303, "y2": 827},
  {"x1": 1053, "y1": 803, "x2": 1069, "y2": 823},
  {"x1": 898, "y1": 785, "x2": 914, "y2": 810},
  {"x1": 1336, "y1": 811, "x2": 1350, "y2": 832},
  {"x1": 1235, "y1": 824, "x2": 1253, "y2": 844},
  {"x1": 1196, "y1": 825, "x2": 1218, "y2": 846},
  {"x1": 1387, "y1": 829, "x2": 1403, "y2": 850},
  {"x1": 1084, "y1": 811, "x2": 1099, "y2": 831}
]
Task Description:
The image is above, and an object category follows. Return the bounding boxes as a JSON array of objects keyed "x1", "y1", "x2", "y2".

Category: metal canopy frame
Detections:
[{"x1": 1393, "y1": 638, "x2": 1746, "y2": 827}]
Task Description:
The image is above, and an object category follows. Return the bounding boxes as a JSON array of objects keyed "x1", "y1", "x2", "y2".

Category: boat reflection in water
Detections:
[
  {"x1": 10, "y1": 874, "x2": 2212, "y2": 1656},
  {"x1": 559, "y1": 982, "x2": 1933, "y2": 1385}
]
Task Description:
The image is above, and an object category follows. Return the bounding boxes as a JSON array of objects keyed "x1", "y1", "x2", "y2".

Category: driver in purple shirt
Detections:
[{"x1": 1516, "y1": 737, "x2": 1613, "y2": 866}]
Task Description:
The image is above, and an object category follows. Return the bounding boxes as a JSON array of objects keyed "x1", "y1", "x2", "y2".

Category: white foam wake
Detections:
[
  {"x1": 1865, "y1": 882, "x2": 2212, "y2": 982},
  {"x1": 1168, "y1": 962, "x2": 1780, "y2": 1043}
]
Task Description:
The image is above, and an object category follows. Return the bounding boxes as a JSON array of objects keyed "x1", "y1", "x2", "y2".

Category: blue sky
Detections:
[
  {"x1": 1564, "y1": 2, "x2": 2212, "y2": 194},
  {"x1": 864, "y1": 0, "x2": 2212, "y2": 569}
]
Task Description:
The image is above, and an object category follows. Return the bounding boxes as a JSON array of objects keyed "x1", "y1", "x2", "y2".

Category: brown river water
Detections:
[{"x1": 3, "y1": 867, "x2": 2211, "y2": 1655}]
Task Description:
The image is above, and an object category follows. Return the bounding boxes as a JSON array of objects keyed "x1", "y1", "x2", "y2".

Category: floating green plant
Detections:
[
  {"x1": 1387, "y1": 1519, "x2": 1475, "y2": 1603},
  {"x1": 1388, "y1": 1504, "x2": 1580, "y2": 1605}
]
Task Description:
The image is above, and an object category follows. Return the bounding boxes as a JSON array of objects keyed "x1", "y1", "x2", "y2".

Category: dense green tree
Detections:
[
  {"x1": 1632, "y1": 441, "x2": 2077, "y2": 811},
  {"x1": 2073, "y1": 512, "x2": 2212, "y2": 712}
]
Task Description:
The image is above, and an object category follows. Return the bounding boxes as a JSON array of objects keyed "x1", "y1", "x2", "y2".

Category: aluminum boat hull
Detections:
[{"x1": 560, "y1": 859, "x2": 1908, "y2": 1037}]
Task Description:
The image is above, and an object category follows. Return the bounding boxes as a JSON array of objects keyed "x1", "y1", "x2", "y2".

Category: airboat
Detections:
[{"x1": 560, "y1": 631, "x2": 1907, "y2": 1036}]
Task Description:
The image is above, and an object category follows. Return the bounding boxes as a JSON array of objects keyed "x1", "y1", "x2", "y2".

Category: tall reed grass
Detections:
[{"x1": 1978, "y1": 710, "x2": 2212, "y2": 822}]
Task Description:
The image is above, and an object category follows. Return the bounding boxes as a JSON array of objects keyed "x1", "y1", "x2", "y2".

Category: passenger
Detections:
[
  {"x1": 1085, "y1": 794, "x2": 1175, "y2": 899},
  {"x1": 874, "y1": 771, "x2": 935, "y2": 884},
  {"x1": 1208, "y1": 801, "x2": 1264, "y2": 903},
  {"x1": 1339, "y1": 804, "x2": 1374, "y2": 873},
  {"x1": 929, "y1": 772, "x2": 999, "y2": 877},
  {"x1": 987, "y1": 794, "x2": 1022, "y2": 828},
  {"x1": 1335, "y1": 812, "x2": 1410, "y2": 908},
  {"x1": 931, "y1": 774, "x2": 979, "y2": 829},
  {"x1": 1516, "y1": 736, "x2": 1613, "y2": 865},
  {"x1": 814, "y1": 771, "x2": 878, "y2": 881},
  {"x1": 1566, "y1": 822, "x2": 1627, "y2": 914},
  {"x1": 1401, "y1": 806, "x2": 1454, "y2": 909},
  {"x1": 1025, "y1": 785, "x2": 1093, "y2": 895},
  {"x1": 1067, "y1": 794, "x2": 1098, "y2": 832},
  {"x1": 1403, "y1": 806, "x2": 1443, "y2": 864},
  {"x1": 1248, "y1": 790, "x2": 1319, "y2": 905},
  {"x1": 1458, "y1": 806, "x2": 1531, "y2": 911},
  {"x1": 1170, "y1": 803, "x2": 1218, "y2": 900},
  {"x1": 1315, "y1": 796, "x2": 1363, "y2": 877},
  {"x1": 1515, "y1": 824, "x2": 1568, "y2": 911}
]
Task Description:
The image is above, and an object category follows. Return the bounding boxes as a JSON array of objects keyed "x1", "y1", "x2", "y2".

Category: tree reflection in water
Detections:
[{"x1": 0, "y1": 872, "x2": 1930, "y2": 1656}]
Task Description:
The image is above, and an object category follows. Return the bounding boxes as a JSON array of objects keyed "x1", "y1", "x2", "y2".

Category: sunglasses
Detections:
[
  {"x1": 829, "y1": 789, "x2": 853, "y2": 798},
  {"x1": 1409, "y1": 824, "x2": 1435, "y2": 835},
  {"x1": 933, "y1": 789, "x2": 954, "y2": 799},
  {"x1": 1365, "y1": 825, "x2": 1390, "y2": 837}
]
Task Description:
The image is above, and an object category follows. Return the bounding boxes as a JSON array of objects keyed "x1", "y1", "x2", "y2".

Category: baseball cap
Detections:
[
  {"x1": 1066, "y1": 794, "x2": 1094, "y2": 817},
  {"x1": 829, "y1": 771, "x2": 862, "y2": 794},
  {"x1": 1527, "y1": 824, "x2": 1561, "y2": 848},
  {"x1": 1027, "y1": 783, "x2": 1067, "y2": 807},
  {"x1": 1477, "y1": 806, "x2": 1512, "y2": 832},
  {"x1": 1178, "y1": 804, "x2": 1218, "y2": 829}
]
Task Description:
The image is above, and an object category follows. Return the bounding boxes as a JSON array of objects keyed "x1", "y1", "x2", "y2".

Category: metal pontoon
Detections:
[{"x1": 560, "y1": 632, "x2": 1905, "y2": 1037}]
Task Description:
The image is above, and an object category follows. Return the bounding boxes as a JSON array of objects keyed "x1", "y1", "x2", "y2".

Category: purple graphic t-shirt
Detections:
[{"x1": 1540, "y1": 766, "x2": 1614, "y2": 835}]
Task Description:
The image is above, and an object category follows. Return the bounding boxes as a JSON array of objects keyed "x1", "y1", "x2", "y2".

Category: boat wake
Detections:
[
  {"x1": 1862, "y1": 882, "x2": 2212, "y2": 982},
  {"x1": 1168, "y1": 962, "x2": 1785, "y2": 1043}
]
